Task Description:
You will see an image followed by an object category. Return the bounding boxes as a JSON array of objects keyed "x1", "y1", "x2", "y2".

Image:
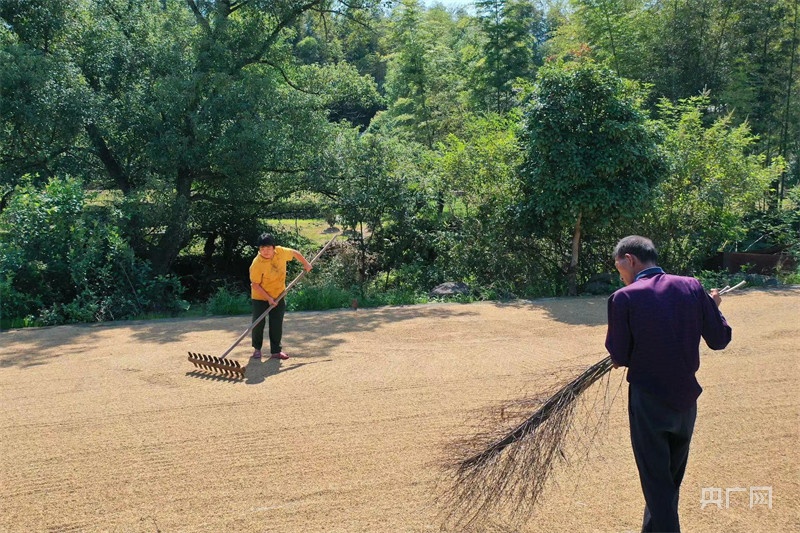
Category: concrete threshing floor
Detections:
[{"x1": 1, "y1": 288, "x2": 798, "y2": 532}]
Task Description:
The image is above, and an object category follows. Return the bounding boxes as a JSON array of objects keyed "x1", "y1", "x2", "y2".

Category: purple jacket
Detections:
[{"x1": 605, "y1": 271, "x2": 732, "y2": 411}]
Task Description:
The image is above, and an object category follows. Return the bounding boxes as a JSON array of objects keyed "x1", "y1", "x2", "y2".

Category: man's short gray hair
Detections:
[{"x1": 613, "y1": 235, "x2": 658, "y2": 263}]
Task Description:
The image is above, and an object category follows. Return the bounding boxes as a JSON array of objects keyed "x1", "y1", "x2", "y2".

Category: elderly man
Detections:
[{"x1": 606, "y1": 235, "x2": 732, "y2": 533}]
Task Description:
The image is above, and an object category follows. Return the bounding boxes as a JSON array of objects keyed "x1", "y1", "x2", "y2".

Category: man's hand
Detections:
[
  {"x1": 710, "y1": 288, "x2": 721, "y2": 307},
  {"x1": 303, "y1": 261, "x2": 313, "y2": 273}
]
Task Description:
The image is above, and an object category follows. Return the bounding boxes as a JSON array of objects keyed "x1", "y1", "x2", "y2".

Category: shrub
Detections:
[
  {"x1": 0, "y1": 176, "x2": 186, "y2": 325},
  {"x1": 207, "y1": 287, "x2": 250, "y2": 315},
  {"x1": 287, "y1": 284, "x2": 353, "y2": 311}
]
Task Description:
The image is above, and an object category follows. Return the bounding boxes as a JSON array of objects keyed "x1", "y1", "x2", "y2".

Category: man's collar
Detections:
[{"x1": 634, "y1": 266, "x2": 665, "y2": 282}]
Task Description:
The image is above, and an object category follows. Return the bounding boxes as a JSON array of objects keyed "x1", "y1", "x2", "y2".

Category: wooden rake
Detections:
[{"x1": 187, "y1": 234, "x2": 339, "y2": 379}]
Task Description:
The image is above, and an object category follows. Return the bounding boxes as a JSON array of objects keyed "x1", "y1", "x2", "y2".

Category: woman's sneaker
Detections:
[
  {"x1": 270, "y1": 351, "x2": 289, "y2": 360},
  {"x1": 251, "y1": 350, "x2": 262, "y2": 359}
]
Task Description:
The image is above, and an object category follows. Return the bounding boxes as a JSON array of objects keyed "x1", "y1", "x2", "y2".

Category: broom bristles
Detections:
[
  {"x1": 439, "y1": 356, "x2": 618, "y2": 530},
  {"x1": 458, "y1": 356, "x2": 614, "y2": 472}
]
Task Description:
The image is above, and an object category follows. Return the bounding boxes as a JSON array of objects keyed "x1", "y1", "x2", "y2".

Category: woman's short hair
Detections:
[{"x1": 257, "y1": 233, "x2": 276, "y2": 247}]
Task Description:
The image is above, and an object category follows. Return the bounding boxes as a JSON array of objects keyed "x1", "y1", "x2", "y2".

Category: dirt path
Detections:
[{"x1": 1, "y1": 288, "x2": 798, "y2": 532}]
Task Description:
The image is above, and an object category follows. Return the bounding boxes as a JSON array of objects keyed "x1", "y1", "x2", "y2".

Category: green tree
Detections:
[
  {"x1": 377, "y1": 1, "x2": 473, "y2": 218},
  {"x1": 717, "y1": 0, "x2": 800, "y2": 203},
  {"x1": 0, "y1": 0, "x2": 88, "y2": 203},
  {"x1": 335, "y1": 131, "x2": 426, "y2": 283},
  {"x1": 435, "y1": 113, "x2": 527, "y2": 291},
  {"x1": 335, "y1": 2, "x2": 388, "y2": 90},
  {"x1": 643, "y1": 96, "x2": 783, "y2": 273},
  {"x1": 519, "y1": 59, "x2": 666, "y2": 295},
  {"x1": 1, "y1": 0, "x2": 381, "y2": 275},
  {"x1": 381, "y1": 0, "x2": 437, "y2": 147},
  {"x1": 473, "y1": 0, "x2": 544, "y2": 113}
]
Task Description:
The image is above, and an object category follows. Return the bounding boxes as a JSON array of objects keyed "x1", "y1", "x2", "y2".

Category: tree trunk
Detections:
[
  {"x1": 780, "y1": 0, "x2": 799, "y2": 202},
  {"x1": 203, "y1": 232, "x2": 217, "y2": 263},
  {"x1": 151, "y1": 169, "x2": 193, "y2": 274},
  {"x1": 599, "y1": 0, "x2": 620, "y2": 77},
  {"x1": 85, "y1": 123, "x2": 131, "y2": 193},
  {"x1": 567, "y1": 212, "x2": 582, "y2": 296}
]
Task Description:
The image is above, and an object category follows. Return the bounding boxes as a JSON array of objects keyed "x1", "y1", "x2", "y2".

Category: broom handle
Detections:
[
  {"x1": 219, "y1": 234, "x2": 339, "y2": 359},
  {"x1": 719, "y1": 280, "x2": 746, "y2": 294}
]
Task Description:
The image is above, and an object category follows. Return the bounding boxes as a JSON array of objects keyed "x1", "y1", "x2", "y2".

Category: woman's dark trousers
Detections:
[{"x1": 250, "y1": 298, "x2": 286, "y2": 354}]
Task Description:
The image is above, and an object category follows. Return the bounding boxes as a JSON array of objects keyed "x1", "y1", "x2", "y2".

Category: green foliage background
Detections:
[{"x1": 1, "y1": 0, "x2": 798, "y2": 326}]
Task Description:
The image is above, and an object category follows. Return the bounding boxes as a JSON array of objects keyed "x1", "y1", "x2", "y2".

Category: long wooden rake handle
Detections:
[{"x1": 217, "y1": 234, "x2": 339, "y2": 359}]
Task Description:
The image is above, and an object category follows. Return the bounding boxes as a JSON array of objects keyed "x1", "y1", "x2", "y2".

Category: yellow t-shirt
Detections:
[{"x1": 249, "y1": 246, "x2": 295, "y2": 300}]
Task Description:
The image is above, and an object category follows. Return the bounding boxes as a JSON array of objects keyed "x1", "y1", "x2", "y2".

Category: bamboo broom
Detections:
[{"x1": 440, "y1": 281, "x2": 745, "y2": 529}]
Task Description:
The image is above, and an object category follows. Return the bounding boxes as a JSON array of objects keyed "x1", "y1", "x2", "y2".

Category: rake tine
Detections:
[{"x1": 187, "y1": 350, "x2": 245, "y2": 380}]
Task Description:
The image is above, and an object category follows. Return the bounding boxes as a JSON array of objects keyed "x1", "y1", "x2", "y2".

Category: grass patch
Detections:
[
  {"x1": 267, "y1": 218, "x2": 336, "y2": 246},
  {"x1": 206, "y1": 287, "x2": 251, "y2": 315},
  {"x1": 0, "y1": 316, "x2": 37, "y2": 329},
  {"x1": 695, "y1": 269, "x2": 787, "y2": 291},
  {"x1": 287, "y1": 285, "x2": 353, "y2": 311},
  {"x1": 286, "y1": 283, "x2": 432, "y2": 312},
  {"x1": 777, "y1": 266, "x2": 800, "y2": 285}
]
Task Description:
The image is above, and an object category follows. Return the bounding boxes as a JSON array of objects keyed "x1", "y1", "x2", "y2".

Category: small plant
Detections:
[
  {"x1": 778, "y1": 267, "x2": 800, "y2": 285},
  {"x1": 206, "y1": 287, "x2": 250, "y2": 315},
  {"x1": 287, "y1": 284, "x2": 353, "y2": 311},
  {"x1": 696, "y1": 270, "x2": 746, "y2": 291}
]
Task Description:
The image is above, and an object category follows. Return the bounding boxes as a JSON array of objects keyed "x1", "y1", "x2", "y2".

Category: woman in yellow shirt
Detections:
[{"x1": 249, "y1": 233, "x2": 312, "y2": 360}]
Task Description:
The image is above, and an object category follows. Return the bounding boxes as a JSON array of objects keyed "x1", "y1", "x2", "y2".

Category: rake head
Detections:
[{"x1": 187, "y1": 352, "x2": 246, "y2": 379}]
